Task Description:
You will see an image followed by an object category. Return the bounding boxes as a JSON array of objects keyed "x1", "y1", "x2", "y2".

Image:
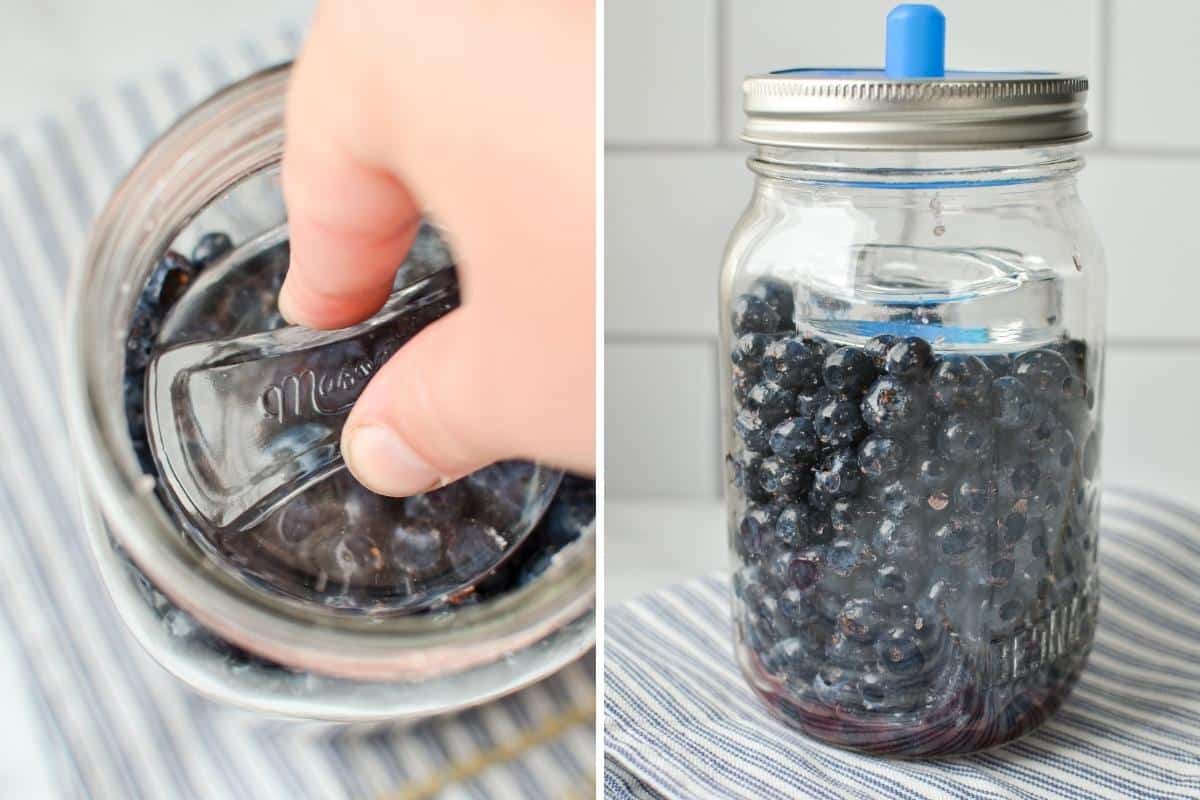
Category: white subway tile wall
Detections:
[{"x1": 606, "y1": 0, "x2": 1200, "y2": 499}]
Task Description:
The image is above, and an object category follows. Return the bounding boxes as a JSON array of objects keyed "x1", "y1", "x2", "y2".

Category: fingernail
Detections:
[{"x1": 343, "y1": 425, "x2": 441, "y2": 497}]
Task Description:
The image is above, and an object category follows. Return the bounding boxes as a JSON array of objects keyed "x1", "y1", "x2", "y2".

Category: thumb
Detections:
[{"x1": 341, "y1": 309, "x2": 510, "y2": 496}]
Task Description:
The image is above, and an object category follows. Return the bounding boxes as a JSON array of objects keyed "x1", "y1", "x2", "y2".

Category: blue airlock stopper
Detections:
[{"x1": 885, "y1": 4, "x2": 946, "y2": 78}]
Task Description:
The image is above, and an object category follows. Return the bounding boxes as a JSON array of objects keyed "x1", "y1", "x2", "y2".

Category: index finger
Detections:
[{"x1": 278, "y1": 22, "x2": 421, "y2": 330}]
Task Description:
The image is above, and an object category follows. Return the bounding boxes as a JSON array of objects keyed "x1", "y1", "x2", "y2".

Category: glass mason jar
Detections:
[
  {"x1": 720, "y1": 71, "x2": 1104, "y2": 755},
  {"x1": 64, "y1": 64, "x2": 595, "y2": 720}
]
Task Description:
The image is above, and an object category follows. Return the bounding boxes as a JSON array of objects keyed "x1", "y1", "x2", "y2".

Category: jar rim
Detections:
[{"x1": 64, "y1": 64, "x2": 594, "y2": 681}]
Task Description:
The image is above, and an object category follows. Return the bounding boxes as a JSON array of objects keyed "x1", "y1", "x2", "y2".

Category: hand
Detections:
[{"x1": 279, "y1": 2, "x2": 595, "y2": 496}]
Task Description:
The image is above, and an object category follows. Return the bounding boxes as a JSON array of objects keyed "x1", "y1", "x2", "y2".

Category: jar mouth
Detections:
[
  {"x1": 747, "y1": 145, "x2": 1084, "y2": 189},
  {"x1": 64, "y1": 64, "x2": 594, "y2": 680}
]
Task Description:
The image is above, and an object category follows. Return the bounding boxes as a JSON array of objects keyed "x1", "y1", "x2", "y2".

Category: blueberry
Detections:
[
  {"x1": 858, "y1": 436, "x2": 906, "y2": 479},
  {"x1": 826, "y1": 628, "x2": 876, "y2": 665},
  {"x1": 859, "y1": 670, "x2": 925, "y2": 713},
  {"x1": 191, "y1": 232, "x2": 234, "y2": 267},
  {"x1": 872, "y1": 517, "x2": 921, "y2": 560},
  {"x1": 783, "y1": 548, "x2": 824, "y2": 590},
  {"x1": 313, "y1": 532, "x2": 385, "y2": 583},
  {"x1": 730, "y1": 452, "x2": 771, "y2": 503},
  {"x1": 764, "y1": 638, "x2": 807, "y2": 678},
  {"x1": 762, "y1": 337, "x2": 825, "y2": 391},
  {"x1": 535, "y1": 477, "x2": 595, "y2": 547},
  {"x1": 794, "y1": 386, "x2": 834, "y2": 419},
  {"x1": 930, "y1": 355, "x2": 993, "y2": 412},
  {"x1": 747, "y1": 381, "x2": 797, "y2": 426},
  {"x1": 823, "y1": 347, "x2": 876, "y2": 395},
  {"x1": 876, "y1": 630, "x2": 926, "y2": 675},
  {"x1": 152, "y1": 250, "x2": 198, "y2": 309},
  {"x1": 920, "y1": 567, "x2": 964, "y2": 617},
  {"x1": 516, "y1": 549, "x2": 557, "y2": 586},
  {"x1": 775, "y1": 504, "x2": 811, "y2": 546},
  {"x1": 814, "y1": 396, "x2": 867, "y2": 447},
  {"x1": 984, "y1": 590, "x2": 1027, "y2": 631},
  {"x1": 991, "y1": 376, "x2": 1037, "y2": 430},
  {"x1": 827, "y1": 537, "x2": 872, "y2": 577},
  {"x1": 734, "y1": 565, "x2": 769, "y2": 602},
  {"x1": 953, "y1": 476, "x2": 996, "y2": 516},
  {"x1": 813, "y1": 664, "x2": 857, "y2": 706},
  {"x1": 1013, "y1": 349, "x2": 1073, "y2": 400},
  {"x1": 838, "y1": 598, "x2": 884, "y2": 642},
  {"x1": 808, "y1": 514, "x2": 836, "y2": 544},
  {"x1": 125, "y1": 306, "x2": 160, "y2": 370},
  {"x1": 278, "y1": 500, "x2": 344, "y2": 545},
  {"x1": 879, "y1": 478, "x2": 921, "y2": 519},
  {"x1": 982, "y1": 353, "x2": 1012, "y2": 377},
  {"x1": 747, "y1": 592, "x2": 788, "y2": 643},
  {"x1": 874, "y1": 564, "x2": 915, "y2": 605},
  {"x1": 933, "y1": 517, "x2": 985, "y2": 561},
  {"x1": 769, "y1": 417, "x2": 820, "y2": 464},
  {"x1": 808, "y1": 484, "x2": 835, "y2": 511},
  {"x1": 732, "y1": 333, "x2": 773, "y2": 376},
  {"x1": 814, "y1": 449, "x2": 861, "y2": 497},
  {"x1": 792, "y1": 618, "x2": 835, "y2": 661},
  {"x1": 864, "y1": 334, "x2": 898, "y2": 371},
  {"x1": 1000, "y1": 461, "x2": 1041, "y2": 500},
  {"x1": 977, "y1": 557, "x2": 1016, "y2": 588},
  {"x1": 830, "y1": 498, "x2": 876, "y2": 538},
  {"x1": 861, "y1": 376, "x2": 922, "y2": 434},
  {"x1": 885, "y1": 337, "x2": 934, "y2": 379},
  {"x1": 938, "y1": 414, "x2": 994, "y2": 463},
  {"x1": 778, "y1": 587, "x2": 818, "y2": 624},
  {"x1": 1016, "y1": 407, "x2": 1059, "y2": 452},
  {"x1": 1038, "y1": 427, "x2": 1077, "y2": 476},
  {"x1": 738, "y1": 505, "x2": 778, "y2": 559},
  {"x1": 444, "y1": 520, "x2": 506, "y2": 579},
  {"x1": 924, "y1": 486, "x2": 953, "y2": 518},
  {"x1": 1024, "y1": 480, "x2": 1066, "y2": 521},
  {"x1": 731, "y1": 294, "x2": 782, "y2": 335},
  {"x1": 735, "y1": 409, "x2": 772, "y2": 453},
  {"x1": 748, "y1": 276, "x2": 795, "y2": 325},
  {"x1": 1055, "y1": 338, "x2": 1089, "y2": 375},
  {"x1": 917, "y1": 456, "x2": 955, "y2": 489},
  {"x1": 389, "y1": 520, "x2": 446, "y2": 580},
  {"x1": 732, "y1": 368, "x2": 756, "y2": 406},
  {"x1": 828, "y1": 498, "x2": 854, "y2": 532},
  {"x1": 1000, "y1": 510, "x2": 1028, "y2": 546},
  {"x1": 405, "y1": 482, "x2": 470, "y2": 521},
  {"x1": 759, "y1": 456, "x2": 809, "y2": 498}
]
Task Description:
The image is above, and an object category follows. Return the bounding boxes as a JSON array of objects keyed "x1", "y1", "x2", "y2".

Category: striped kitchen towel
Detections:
[
  {"x1": 0, "y1": 23, "x2": 593, "y2": 800},
  {"x1": 605, "y1": 488, "x2": 1200, "y2": 800}
]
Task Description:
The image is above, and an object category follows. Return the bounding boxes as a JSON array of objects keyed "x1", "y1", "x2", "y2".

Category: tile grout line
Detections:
[
  {"x1": 1095, "y1": 0, "x2": 1114, "y2": 148},
  {"x1": 715, "y1": 0, "x2": 730, "y2": 146}
]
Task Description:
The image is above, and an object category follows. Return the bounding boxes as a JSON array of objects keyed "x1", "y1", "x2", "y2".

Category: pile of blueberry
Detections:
[
  {"x1": 119, "y1": 474, "x2": 594, "y2": 686},
  {"x1": 726, "y1": 277, "x2": 1100, "y2": 755},
  {"x1": 122, "y1": 230, "x2": 593, "y2": 660}
]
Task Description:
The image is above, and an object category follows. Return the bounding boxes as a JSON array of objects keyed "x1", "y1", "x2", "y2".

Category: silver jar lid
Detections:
[{"x1": 743, "y1": 5, "x2": 1089, "y2": 150}]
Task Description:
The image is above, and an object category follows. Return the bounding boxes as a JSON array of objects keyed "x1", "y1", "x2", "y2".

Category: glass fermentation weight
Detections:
[{"x1": 141, "y1": 223, "x2": 561, "y2": 614}]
